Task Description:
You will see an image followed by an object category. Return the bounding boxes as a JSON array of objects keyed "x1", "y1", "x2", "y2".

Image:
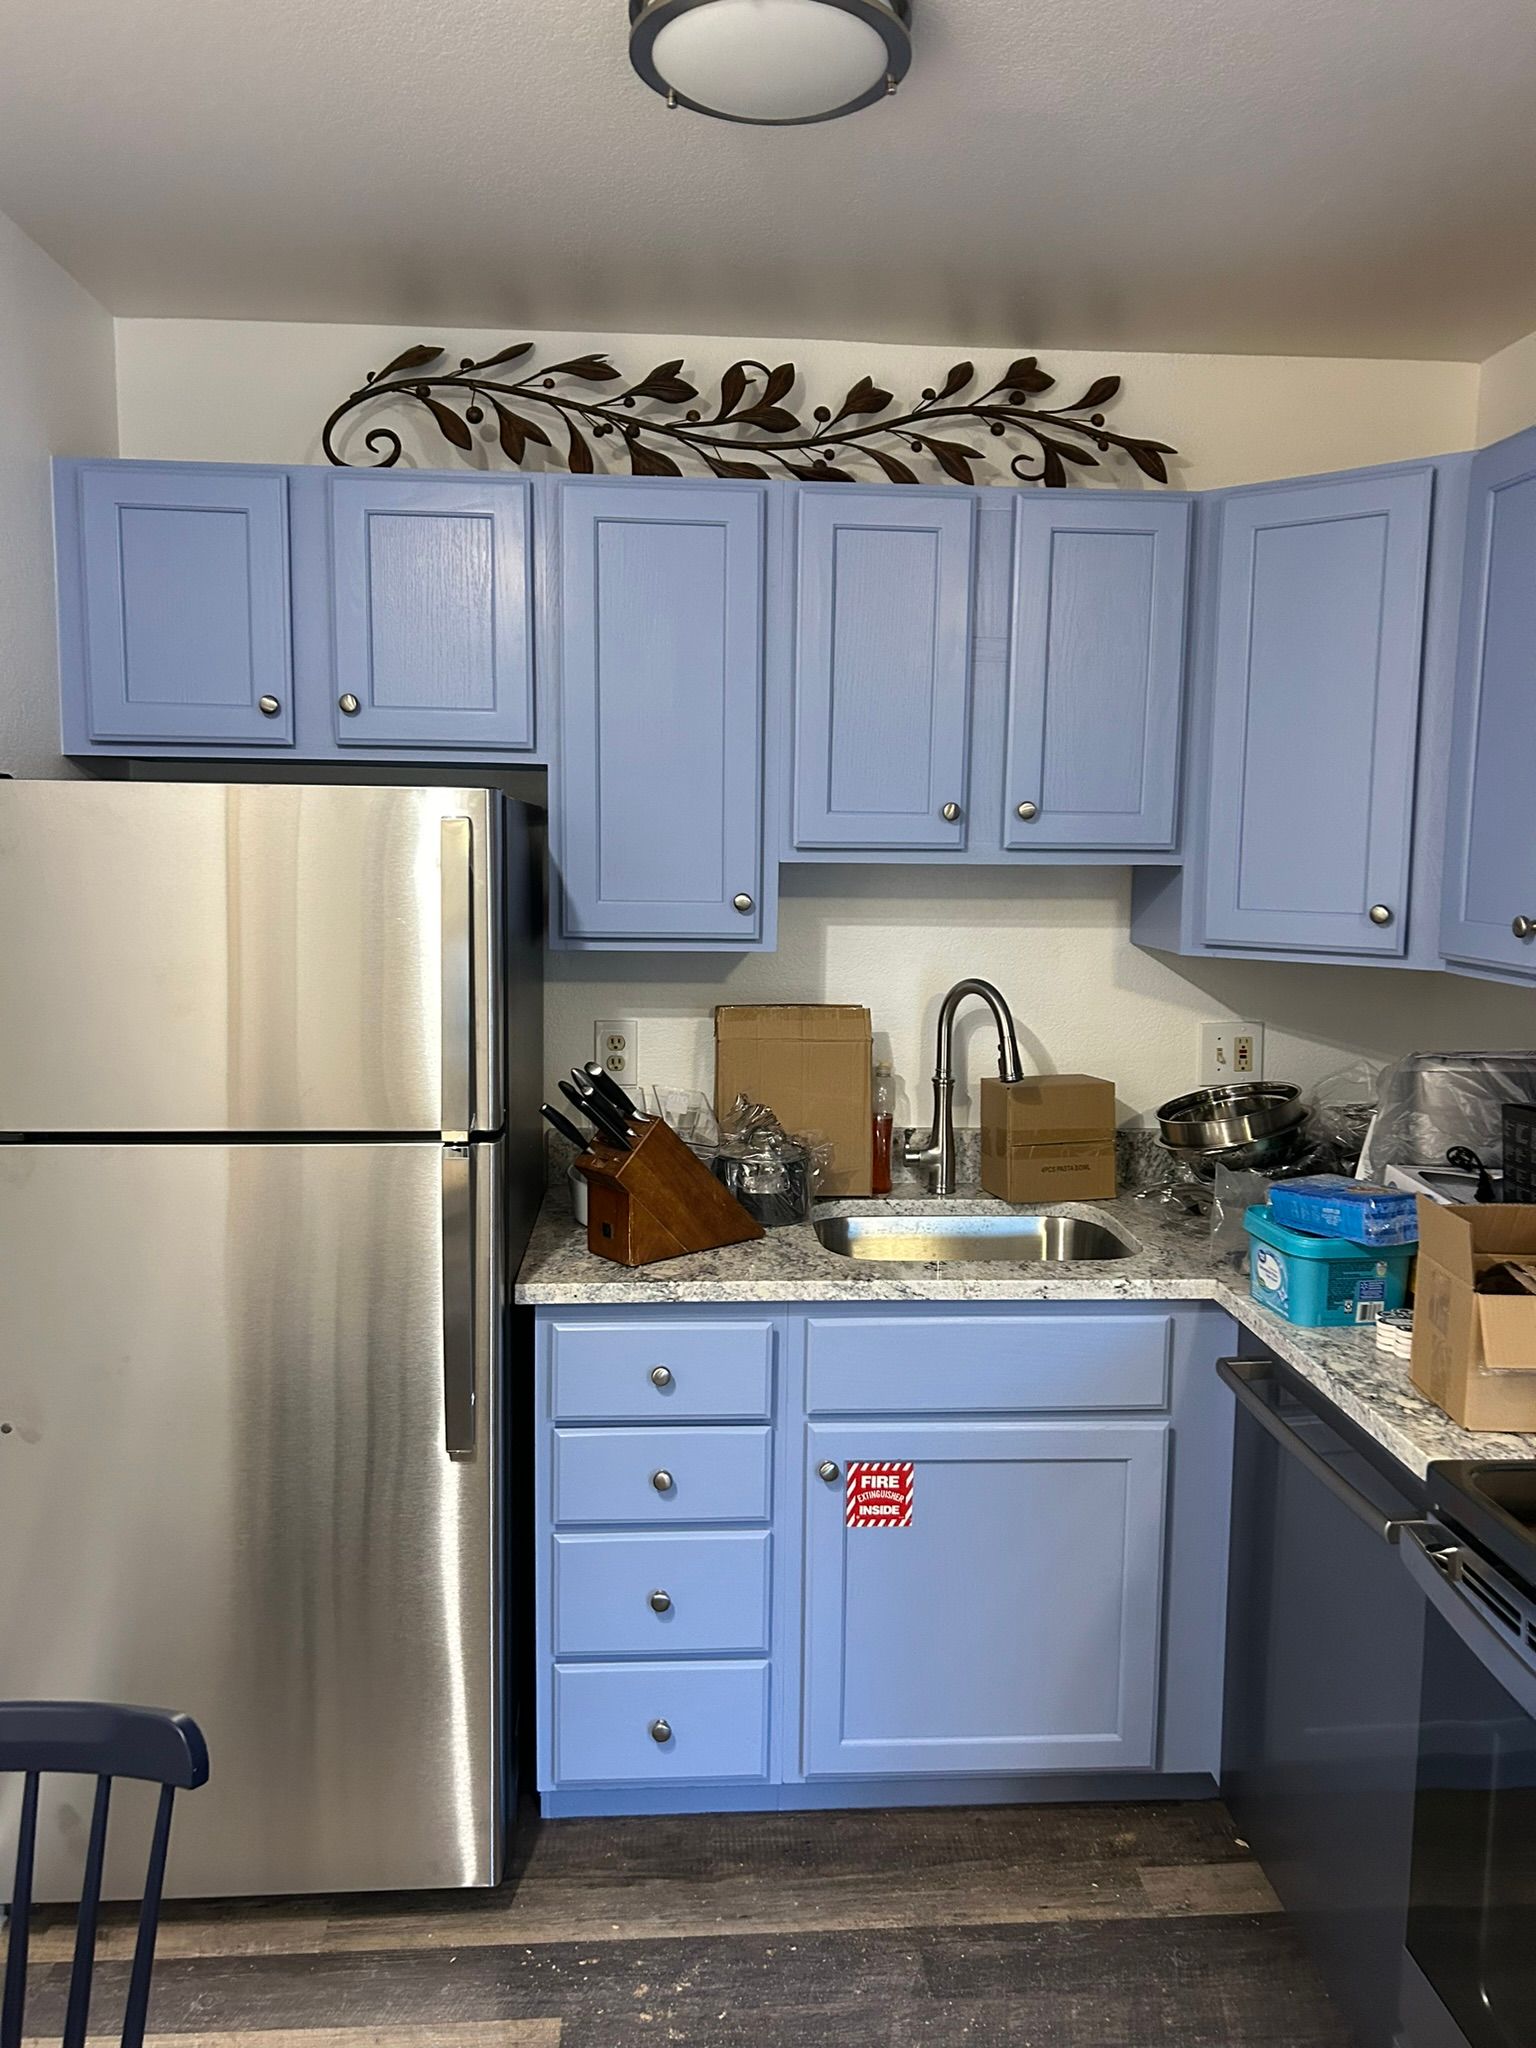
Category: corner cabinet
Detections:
[
  {"x1": 1002, "y1": 495, "x2": 1190, "y2": 850},
  {"x1": 789, "y1": 488, "x2": 976, "y2": 851},
  {"x1": 59, "y1": 463, "x2": 295, "y2": 749},
  {"x1": 550, "y1": 480, "x2": 773, "y2": 949},
  {"x1": 802, "y1": 1419, "x2": 1169, "y2": 1776},
  {"x1": 1440, "y1": 425, "x2": 1536, "y2": 980},
  {"x1": 328, "y1": 473, "x2": 534, "y2": 751}
]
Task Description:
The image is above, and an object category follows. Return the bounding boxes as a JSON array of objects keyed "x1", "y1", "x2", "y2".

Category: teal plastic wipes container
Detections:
[{"x1": 1245, "y1": 1204, "x2": 1413, "y2": 1327}]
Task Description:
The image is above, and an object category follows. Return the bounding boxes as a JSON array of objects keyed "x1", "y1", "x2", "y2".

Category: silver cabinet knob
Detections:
[
  {"x1": 818, "y1": 1460, "x2": 841, "y2": 1482},
  {"x1": 649, "y1": 1718, "x2": 672, "y2": 1743},
  {"x1": 258, "y1": 694, "x2": 282, "y2": 717},
  {"x1": 649, "y1": 1365, "x2": 673, "y2": 1389},
  {"x1": 338, "y1": 693, "x2": 361, "y2": 716},
  {"x1": 651, "y1": 1469, "x2": 674, "y2": 1493},
  {"x1": 1015, "y1": 801, "x2": 1039, "y2": 822},
  {"x1": 1368, "y1": 904, "x2": 1394, "y2": 927},
  {"x1": 732, "y1": 893, "x2": 754, "y2": 914},
  {"x1": 940, "y1": 802, "x2": 962, "y2": 823},
  {"x1": 648, "y1": 1589, "x2": 672, "y2": 1614},
  {"x1": 1514, "y1": 916, "x2": 1536, "y2": 941}
]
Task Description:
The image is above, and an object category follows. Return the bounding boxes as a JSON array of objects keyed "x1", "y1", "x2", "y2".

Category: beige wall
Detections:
[
  {"x1": 1477, "y1": 326, "x2": 1536, "y2": 445},
  {"x1": 114, "y1": 317, "x2": 1480, "y2": 490},
  {"x1": 97, "y1": 316, "x2": 1533, "y2": 1117},
  {"x1": 0, "y1": 211, "x2": 117, "y2": 776}
]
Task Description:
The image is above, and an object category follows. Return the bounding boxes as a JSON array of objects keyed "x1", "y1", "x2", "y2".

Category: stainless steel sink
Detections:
[{"x1": 812, "y1": 1213, "x2": 1136, "y2": 1263}]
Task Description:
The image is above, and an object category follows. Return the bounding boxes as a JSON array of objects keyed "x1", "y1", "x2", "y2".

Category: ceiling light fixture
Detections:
[{"x1": 628, "y1": 0, "x2": 911, "y2": 126}]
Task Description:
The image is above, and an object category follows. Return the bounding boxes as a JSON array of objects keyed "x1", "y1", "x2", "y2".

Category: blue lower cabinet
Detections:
[
  {"x1": 801, "y1": 1419, "x2": 1169, "y2": 1777},
  {"x1": 549, "y1": 1317, "x2": 774, "y2": 1422},
  {"x1": 552, "y1": 1531, "x2": 772, "y2": 1658},
  {"x1": 553, "y1": 1425, "x2": 773, "y2": 1526},
  {"x1": 553, "y1": 1661, "x2": 772, "y2": 1786}
]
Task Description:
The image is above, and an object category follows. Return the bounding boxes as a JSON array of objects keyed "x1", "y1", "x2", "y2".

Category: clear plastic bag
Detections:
[
  {"x1": 1301, "y1": 1059, "x2": 1383, "y2": 1171},
  {"x1": 1209, "y1": 1164, "x2": 1273, "y2": 1267},
  {"x1": 1356, "y1": 1052, "x2": 1536, "y2": 1180}
]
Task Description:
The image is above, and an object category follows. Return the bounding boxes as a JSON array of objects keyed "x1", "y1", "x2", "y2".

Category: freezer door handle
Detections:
[
  {"x1": 441, "y1": 1143, "x2": 477, "y2": 1457},
  {"x1": 440, "y1": 815, "x2": 475, "y2": 1142}
]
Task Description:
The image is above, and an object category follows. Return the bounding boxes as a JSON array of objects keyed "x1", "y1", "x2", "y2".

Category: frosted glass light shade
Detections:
[{"x1": 629, "y1": 0, "x2": 911, "y2": 125}]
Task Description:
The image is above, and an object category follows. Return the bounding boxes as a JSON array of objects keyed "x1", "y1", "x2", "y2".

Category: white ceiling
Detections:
[{"x1": 3, "y1": 0, "x2": 1535, "y2": 360}]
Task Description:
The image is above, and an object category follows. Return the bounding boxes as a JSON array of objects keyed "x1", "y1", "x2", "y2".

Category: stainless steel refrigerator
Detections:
[{"x1": 0, "y1": 780, "x2": 542, "y2": 1899}]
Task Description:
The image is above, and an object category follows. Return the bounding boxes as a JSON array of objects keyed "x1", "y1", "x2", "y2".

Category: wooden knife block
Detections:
[{"x1": 579, "y1": 1116, "x2": 765, "y2": 1267}]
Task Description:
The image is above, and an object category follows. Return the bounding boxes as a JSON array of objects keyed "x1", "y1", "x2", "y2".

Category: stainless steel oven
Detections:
[{"x1": 1398, "y1": 1468, "x2": 1536, "y2": 2048}]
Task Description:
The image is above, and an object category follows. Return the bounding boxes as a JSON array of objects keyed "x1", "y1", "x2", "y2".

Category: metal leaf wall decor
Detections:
[{"x1": 321, "y1": 344, "x2": 1176, "y2": 487}]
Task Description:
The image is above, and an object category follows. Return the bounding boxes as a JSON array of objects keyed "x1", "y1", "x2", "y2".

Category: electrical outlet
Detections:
[
  {"x1": 1198, "y1": 1021, "x2": 1264, "y2": 1085},
  {"x1": 594, "y1": 1017, "x2": 640, "y2": 1087}
]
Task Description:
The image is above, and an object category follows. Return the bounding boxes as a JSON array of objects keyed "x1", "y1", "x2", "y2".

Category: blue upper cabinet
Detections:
[
  {"x1": 60, "y1": 463, "x2": 294, "y2": 748},
  {"x1": 801, "y1": 1419, "x2": 1169, "y2": 1778},
  {"x1": 790, "y1": 488, "x2": 976, "y2": 850},
  {"x1": 1003, "y1": 496, "x2": 1190, "y2": 850},
  {"x1": 1201, "y1": 469, "x2": 1433, "y2": 955},
  {"x1": 328, "y1": 474, "x2": 534, "y2": 751},
  {"x1": 553, "y1": 480, "x2": 770, "y2": 948},
  {"x1": 1441, "y1": 428, "x2": 1536, "y2": 979}
]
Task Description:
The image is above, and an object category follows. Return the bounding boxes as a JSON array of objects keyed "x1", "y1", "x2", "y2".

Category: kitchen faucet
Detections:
[{"x1": 906, "y1": 978, "x2": 1024, "y2": 1195}]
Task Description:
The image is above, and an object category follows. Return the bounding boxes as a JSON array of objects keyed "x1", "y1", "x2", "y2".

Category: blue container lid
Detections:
[{"x1": 1244, "y1": 1204, "x2": 1402, "y2": 1262}]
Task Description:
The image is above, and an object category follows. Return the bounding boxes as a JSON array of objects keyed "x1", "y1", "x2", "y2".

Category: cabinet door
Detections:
[
  {"x1": 1003, "y1": 496, "x2": 1189, "y2": 849},
  {"x1": 556, "y1": 482, "x2": 766, "y2": 944},
  {"x1": 1441, "y1": 428, "x2": 1536, "y2": 977},
  {"x1": 791, "y1": 488, "x2": 975, "y2": 850},
  {"x1": 72, "y1": 464, "x2": 293, "y2": 746},
  {"x1": 1202, "y1": 470, "x2": 1432, "y2": 954},
  {"x1": 802, "y1": 1420, "x2": 1168, "y2": 1777},
  {"x1": 329, "y1": 475, "x2": 533, "y2": 750}
]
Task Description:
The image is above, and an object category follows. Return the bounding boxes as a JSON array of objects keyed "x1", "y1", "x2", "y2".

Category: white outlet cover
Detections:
[
  {"x1": 1198, "y1": 1020, "x2": 1264, "y2": 1085},
  {"x1": 594, "y1": 1017, "x2": 640, "y2": 1084}
]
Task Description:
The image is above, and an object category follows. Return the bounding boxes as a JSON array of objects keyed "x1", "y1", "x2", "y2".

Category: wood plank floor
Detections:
[{"x1": 21, "y1": 1801, "x2": 1352, "y2": 2047}]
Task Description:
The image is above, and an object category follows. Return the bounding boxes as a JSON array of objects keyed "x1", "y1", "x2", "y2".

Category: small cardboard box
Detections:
[
  {"x1": 715, "y1": 1004, "x2": 872, "y2": 1197},
  {"x1": 979, "y1": 1074, "x2": 1117, "y2": 1204},
  {"x1": 1411, "y1": 1199, "x2": 1536, "y2": 1431}
]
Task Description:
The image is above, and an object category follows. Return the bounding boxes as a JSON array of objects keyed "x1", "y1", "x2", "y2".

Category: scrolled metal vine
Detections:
[{"x1": 321, "y1": 342, "x2": 1175, "y2": 487}]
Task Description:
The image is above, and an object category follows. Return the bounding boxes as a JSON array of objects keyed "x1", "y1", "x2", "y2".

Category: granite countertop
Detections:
[{"x1": 515, "y1": 1181, "x2": 1536, "y2": 1482}]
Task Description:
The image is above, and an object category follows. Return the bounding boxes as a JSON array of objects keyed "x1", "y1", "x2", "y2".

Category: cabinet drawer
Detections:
[
  {"x1": 805, "y1": 1314, "x2": 1171, "y2": 1413},
  {"x1": 553, "y1": 1660, "x2": 771, "y2": 1785},
  {"x1": 550, "y1": 1319, "x2": 773, "y2": 1421},
  {"x1": 553, "y1": 1426, "x2": 773, "y2": 1525},
  {"x1": 553, "y1": 1531, "x2": 771, "y2": 1656}
]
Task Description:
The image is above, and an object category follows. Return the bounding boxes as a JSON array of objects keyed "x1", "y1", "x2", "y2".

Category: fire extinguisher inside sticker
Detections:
[{"x1": 846, "y1": 1461, "x2": 914, "y2": 1529}]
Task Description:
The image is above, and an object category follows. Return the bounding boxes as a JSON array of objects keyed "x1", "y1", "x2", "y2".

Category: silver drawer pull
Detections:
[
  {"x1": 258, "y1": 694, "x2": 282, "y2": 717},
  {"x1": 338, "y1": 692, "x2": 361, "y2": 716},
  {"x1": 1514, "y1": 915, "x2": 1536, "y2": 941},
  {"x1": 649, "y1": 1365, "x2": 673, "y2": 1388},
  {"x1": 649, "y1": 1589, "x2": 672, "y2": 1614},
  {"x1": 1368, "y1": 904, "x2": 1394, "y2": 927},
  {"x1": 940, "y1": 802, "x2": 962, "y2": 823},
  {"x1": 818, "y1": 1460, "x2": 841, "y2": 1482},
  {"x1": 1015, "y1": 800, "x2": 1039, "y2": 822},
  {"x1": 651, "y1": 1469, "x2": 674, "y2": 1493},
  {"x1": 649, "y1": 1718, "x2": 672, "y2": 1744}
]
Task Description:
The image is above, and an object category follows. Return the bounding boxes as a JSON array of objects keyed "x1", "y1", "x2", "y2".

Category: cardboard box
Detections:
[
  {"x1": 979, "y1": 1074, "x2": 1117, "y2": 1204},
  {"x1": 715, "y1": 1004, "x2": 872, "y2": 1197},
  {"x1": 1411, "y1": 1199, "x2": 1536, "y2": 1431}
]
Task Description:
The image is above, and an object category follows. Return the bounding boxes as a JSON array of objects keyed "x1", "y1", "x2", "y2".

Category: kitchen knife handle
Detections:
[
  {"x1": 584, "y1": 1061, "x2": 639, "y2": 1119},
  {"x1": 441, "y1": 1143, "x2": 477, "y2": 1458},
  {"x1": 440, "y1": 816, "x2": 475, "y2": 1143}
]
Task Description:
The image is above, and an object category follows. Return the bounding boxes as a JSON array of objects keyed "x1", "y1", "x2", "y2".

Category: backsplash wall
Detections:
[{"x1": 547, "y1": 864, "x2": 1536, "y2": 1129}]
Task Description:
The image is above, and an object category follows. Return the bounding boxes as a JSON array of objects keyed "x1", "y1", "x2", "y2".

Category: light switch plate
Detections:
[
  {"x1": 595, "y1": 1017, "x2": 640, "y2": 1087},
  {"x1": 1199, "y1": 1021, "x2": 1263, "y2": 1085}
]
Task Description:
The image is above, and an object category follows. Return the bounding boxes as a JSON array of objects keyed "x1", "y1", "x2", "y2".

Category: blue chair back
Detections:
[{"x1": 0, "y1": 1703, "x2": 209, "y2": 2048}]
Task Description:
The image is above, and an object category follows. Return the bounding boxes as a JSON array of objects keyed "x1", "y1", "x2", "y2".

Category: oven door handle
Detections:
[
  {"x1": 1400, "y1": 1519, "x2": 1536, "y2": 1720},
  {"x1": 1217, "y1": 1356, "x2": 1413, "y2": 1544}
]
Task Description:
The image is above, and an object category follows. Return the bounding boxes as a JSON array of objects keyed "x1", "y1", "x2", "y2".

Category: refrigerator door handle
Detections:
[
  {"x1": 441, "y1": 1142, "x2": 477, "y2": 1457},
  {"x1": 440, "y1": 815, "x2": 475, "y2": 1142}
]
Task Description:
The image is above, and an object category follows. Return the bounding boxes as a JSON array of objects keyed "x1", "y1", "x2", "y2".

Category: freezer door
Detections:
[
  {"x1": 0, "y1": 1140, "x2": 504, "y2": 1898},
  {"x1": 0, "y1": 781, "x2": 503, "y2": 1134}
]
